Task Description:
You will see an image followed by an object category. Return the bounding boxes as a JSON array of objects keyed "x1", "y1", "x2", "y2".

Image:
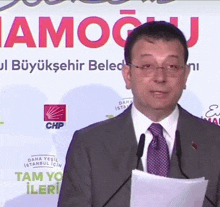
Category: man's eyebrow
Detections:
[
  {"x1": 140, "y1": 54, "x2": 180, "y2": 59},
  {"x1": 140, "y1": 53, "x2": 153, "y2": 58},
  {"x1": 168, "y1": 55, "x2": 179, "y2": 59}
]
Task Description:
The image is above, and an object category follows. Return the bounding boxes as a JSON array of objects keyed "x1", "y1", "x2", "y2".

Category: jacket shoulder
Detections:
[
  {"x1": 178, "y1": 106, "x2": 220, "y2": 145},
  {"x1": 73, "y1": 106, "x2": 132, "y2": 141},
  {"x1": 179, "y1": 106, "x2": 220, "y2": 131}
]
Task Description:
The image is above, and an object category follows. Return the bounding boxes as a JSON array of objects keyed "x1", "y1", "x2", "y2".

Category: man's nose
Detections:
[{"x1": 152, "y1": 67, "x2": 167, "y2": 83}]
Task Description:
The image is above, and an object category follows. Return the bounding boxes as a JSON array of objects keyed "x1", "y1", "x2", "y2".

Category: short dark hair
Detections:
[{"x1": 124, "y1": 21, "x2": 188, "y2": 65}]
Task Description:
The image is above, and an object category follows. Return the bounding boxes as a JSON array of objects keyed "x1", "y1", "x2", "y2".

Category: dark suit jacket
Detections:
[{"x1": 58, "y1": 105, "x2": 220, "y2": 207}]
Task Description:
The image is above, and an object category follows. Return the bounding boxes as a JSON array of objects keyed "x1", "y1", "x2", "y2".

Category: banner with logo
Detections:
[{"x1": 0, "y1": 1, "x2": 220, "y2": 206}]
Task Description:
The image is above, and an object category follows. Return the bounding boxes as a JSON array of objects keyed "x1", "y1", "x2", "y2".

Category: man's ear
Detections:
[{"x1": 122, "y1": 64, "x2": 132, "y2": 89}]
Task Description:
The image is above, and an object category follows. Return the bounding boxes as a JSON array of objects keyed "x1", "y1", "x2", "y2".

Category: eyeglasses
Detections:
[{"x1": 129, "y1": 62, "x2": 184, "y2": 77}]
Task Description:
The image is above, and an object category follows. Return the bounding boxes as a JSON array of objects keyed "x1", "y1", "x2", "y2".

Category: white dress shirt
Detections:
[{"x1": 131, "y1": 104, "x2": 179, "y2": 172}]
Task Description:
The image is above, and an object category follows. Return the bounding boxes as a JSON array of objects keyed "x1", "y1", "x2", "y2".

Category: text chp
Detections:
[{"x1": 0, "y1": 59, "x2": 125, "y2": 73}]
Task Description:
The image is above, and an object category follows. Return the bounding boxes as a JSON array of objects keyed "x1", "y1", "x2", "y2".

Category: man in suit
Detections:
[{"x1": 58, "y1": 21, "x2": 220, "y2": 207}]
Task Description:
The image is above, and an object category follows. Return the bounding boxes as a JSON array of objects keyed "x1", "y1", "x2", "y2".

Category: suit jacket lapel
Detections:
[
  {"x1": 168, "y1": 105, "x2": 200, "y2": 178},
  {"x1": 105, "y1": 105, "x2": 143, "y2": 193}
]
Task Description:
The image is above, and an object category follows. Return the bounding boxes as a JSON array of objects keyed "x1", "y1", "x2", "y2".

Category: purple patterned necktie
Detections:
[{"x1": 147, "y1": 123, "x2": 170, "y2": 177}]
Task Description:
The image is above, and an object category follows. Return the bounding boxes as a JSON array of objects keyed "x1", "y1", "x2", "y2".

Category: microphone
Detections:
[
  {"x1": 175, "y1": 130, "x2": 216, "y2": 207},
  {"x1": 175, "y1": 130, "x2": 189, "y2": 179},
  {"x1": 136, "y1": 133, "x2": 146, "y2": 168},
  {"x1": 102, "y1": 133, "x2": 145, "y2": 207}
]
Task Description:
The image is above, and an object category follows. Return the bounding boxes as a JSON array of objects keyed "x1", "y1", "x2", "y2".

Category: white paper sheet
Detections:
[{"x1": 130, "y1": 169, "x2": 208, "y2": 207}]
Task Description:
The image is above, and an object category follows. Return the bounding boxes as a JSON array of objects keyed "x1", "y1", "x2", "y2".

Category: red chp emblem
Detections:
[{"x1": 44, "y1": 105, "x2": 66, "y2": 121}]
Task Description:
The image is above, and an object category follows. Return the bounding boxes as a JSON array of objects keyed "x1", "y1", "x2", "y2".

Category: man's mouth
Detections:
[{"x1": 150, "y1": 91, "x2": 169, "y2": 97}]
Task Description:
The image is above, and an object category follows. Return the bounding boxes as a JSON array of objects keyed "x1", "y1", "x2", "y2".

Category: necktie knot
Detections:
[{"x1": 148, "y1": 123, "x2": 163, "y2": 137}]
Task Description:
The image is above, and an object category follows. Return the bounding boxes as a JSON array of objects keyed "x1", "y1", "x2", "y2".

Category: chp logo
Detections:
[
  {"x1": 202, "y1": 104, "x2": 220, "y2": 126},
  {"x1": 44, "y1": 104, "x2": 66, "y2": 129}
]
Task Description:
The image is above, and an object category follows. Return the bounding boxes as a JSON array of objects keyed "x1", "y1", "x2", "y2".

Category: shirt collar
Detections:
[
  {"x1": 160, "y1": 106, "x2": 179, "y2": 139},
  {"x1": 131, "y1": 104, "x2": 179, "y2": 139}
]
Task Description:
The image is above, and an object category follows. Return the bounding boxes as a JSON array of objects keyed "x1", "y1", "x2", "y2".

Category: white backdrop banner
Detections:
[{"x1": 0, "y1": 1, "x2": 220, "y2": 206}]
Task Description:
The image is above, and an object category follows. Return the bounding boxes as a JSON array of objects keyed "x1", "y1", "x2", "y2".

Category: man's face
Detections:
[{"x1": 122, "y1": 37, "x2": 190, "y2": 118}]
